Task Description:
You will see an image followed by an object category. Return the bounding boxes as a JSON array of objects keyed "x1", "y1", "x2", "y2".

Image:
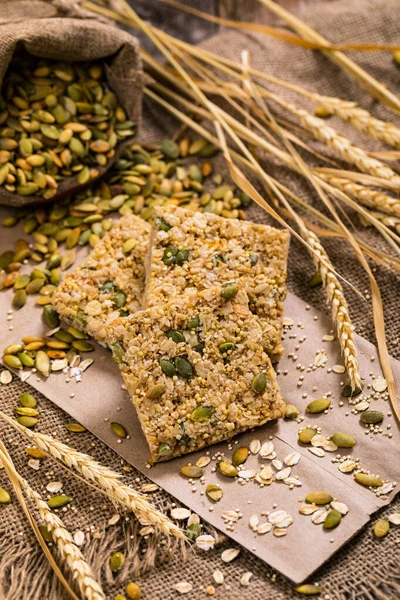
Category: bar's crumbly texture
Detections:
[
  {"x1": 52, "y1": 214, "x2": 150, "y2": 342},
  {"x1": 108, "y1": 286, "x2": 286, "y2": 461},
  {"x1": 143, "y1": 206, "x2": 290, "y2": 362}
]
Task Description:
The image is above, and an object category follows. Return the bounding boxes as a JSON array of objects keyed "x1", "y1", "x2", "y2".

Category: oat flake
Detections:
[
  {"x1": 222, "y1": 510, "x2": 239, "y2": 522},
  {"x1": 331, "y1": 501, "x2": 349, "y2": 515},
  {"x1": 312, "y1": 509, "x2": 327, "y2": 524},
  {"x1": 249, "y1": 439, "x2": 261, "y2": 454},
  {"x1": 372, "y1": 377, "x2": 387, "y2": 393},
  {"x1": 259, "y1": 441, "x2": 274, "y2": 458},
  {"x1": 332, "y1": 364, "x2": 345, "y2": 374},
  {"x1": 273, "y1": 528, "x2": 288, "y2": 537},
  {"x1": 173, "y1": 581, "x2": 193, "y2": 594},
  {"x1": 308, "y1": 447, "x2": 325, "y2": 458},
  {"x1": 73, "y1": 530, "x2": 85, "y2": 546},
  {"x1": 299, "y1": 503, "x2": 318, "y2": 515},
  {"x1": 0, "y1": 370, "x2": 12, "y2": 385},
  {"x1": 213, "y1": 569, "x2": 224, "y2": 585},
  {"x1": 388, "y1": 513, "x2": 400, "y2": 525},
  {"x1": 28, "y1": 459, "x2": 40, "y2": 471},
  {"x1": 196, "y1": 535, "x2": 215, "y2": 551},
  {"x1": 338, "y1": 459, "x2": 357, "y2": 473},
  {"x1": 46, "y1": 481, "x2": 63, "y2": 493},
  {"x1": 108, "y1": 514, "x2": 121, "y2": 526},
  {"x1": 196, "y1": 456, "x2": 211, "y2": 468},
  {"x1": 249, "y1": 515, "x2": 259, "y2": 529},
  {"x1": 171, "y1": 508, "x2": 191, "y2": 520},
  {"x1": 240, "y1": 572, "x2": 253, "y2": 586},
  {"x1": 276, "y1": 467, "x2": 291, "y2": 481},
  {"x1": 221, "y1": 548, "x2": 240, "y2": 563},
  {"x1": 284, "y1": 452, "x2": 301, "y2": 466},
  {"x1": 257, "y1": 522, "x2": 272, "y2": 534}
]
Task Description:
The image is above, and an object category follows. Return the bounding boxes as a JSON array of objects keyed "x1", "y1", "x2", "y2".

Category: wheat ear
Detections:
[
  {"x1": 319, "y1": 173, "x2": 400, "y2": 217},
  {"x1": 0, "y1": 442, "x2": 104, "y2": 600},
  {"x1": 272, "y1": 95, "x2": 400, "y2": 183},
  {"x1": 305, "y1": 231, "x2": 362, "y2": 392},
  {"x1": 363, "y1": 211, "x2": 400, "y2": 234},
  {"x1": 0, "y1": 413, "x2": 185, "y2": 541},
  {"x1": 314, "y1": 96, "x2": 400, "y2": 149}
]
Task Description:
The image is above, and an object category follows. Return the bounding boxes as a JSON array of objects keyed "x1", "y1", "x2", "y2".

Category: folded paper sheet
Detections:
[{"x1": 1, "y1": 209, "x2": 399, "y2": 584}]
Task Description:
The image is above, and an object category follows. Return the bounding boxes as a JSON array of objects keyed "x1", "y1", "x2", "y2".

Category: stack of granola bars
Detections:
[{"x1": 53, "y1": 207, "x2": 290, "y2": 461}]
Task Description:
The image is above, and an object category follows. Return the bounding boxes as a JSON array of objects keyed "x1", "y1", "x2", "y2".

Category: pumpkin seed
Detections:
[
  {"x1": 65, "y1": 423, "x2": 86, "y2": 433},
  {"x1": 298, "y1": 427, "x2": 317, "y2": 444},
  {"x1": 12, "y1": 289, "x2": 27, "y2": 309},
  {"x1": 19, "y1": 393, "x2": 37, "y2": 408},
  {"x1": 157, "y1": 442, "x2": 173, "y2": 458},
  {"x1": 42, "y1": 306, "x2": 60, "y2": 328},
  {"x1": 125, "y1": 582, "x2": 141, "y2": 600},
  {"x1": 165, "y1": 329, "x2": 185, "y2": 343},
  {"x1": 180, "y1": 465, "x2": 203, "y2": 478},
  {"x1": 285, "y1": 404, "x2": 299, "y2": 419},
  {"x1": 295, "y1": 584, "x2": 321, "y2": 596},
  {"x1": 17, "y1": 416, "x2": 38, "y2": 428},
  {"x1": 354, "y1": 473, "x2": 383, "y2": 487},
  {"x1": 47, "y1": 495, "x2": 73, "y2": 509},
  {"x1": 220, "y1": 282, "x2": 238, "y2": 299},
  {"x1": 35, "y1": 350, "x2": 50, "y2": 376},
  {"x1": 308, "y1": 272, "x2": 322, "y2": 288},
  {"x1": 72, "y1": 340, "x2": 94, "y2": 352},
  {"x1": 175, "y1": 356, "x2": 193, "y2": 379},
  {"x1": 187, "y1": 315, "x2": 200, "y2": 329},
  {"x1": 323, "y1": 509, "x2": 342, "y2": 529},
  {"x1": 110, "y1": 551, "x2": 125, "y2": 572},
  {"x1": 146, "y1": 384, "x2": 165, "y2": 399},
  {"x1": 374, "y1": 519, "x2": 390, "y2": 538},
  {"x1": 206, "y1": 483, "x2": 223, "y2": 502},
  {"x1": 232, "y1": 447, "x2": 249, "y2": 466},
  {"x1": 217, "y1": 461, "x2": 238, "y2": 478},
  {"x1": 251, "y1": 372, "x2": 267, "y2": 394},
  {"x1": 341, "y1": 384, "x2": 362, "y2": 398},
  {"x1": 4, "y1": 343, "x2": 25, "y2": 355},
  {"x1": 161, "y1": 139, "x2": 179, "y2": 159},
  {"x1": 305, "y1": 491, "x2": 333, "y2": 505},
  {"x1": 111, "y1": 422, "x2": 127, "y2": 438},
  {"x1": 219, "y1": 342, "x2": 235, "y2": 354},
  {"x1": 160, "y1": 358, "x2": 176, "y2": 377},
  {"x1": 15, "y1": 407, "x2": 39, "y2": 417},
  {"x1": 360, "y1": 410, "x2": 384, "y2": 424},
  {"x1": 25, "y1": 279, "x2": 45, "y2": 294},
  {"x1": 306, "y1": 398, "x2": 330, "y2": 413},
  {"x1": 0, "y1": 488, "x2": 11, "y2": 504},
  {"x1": 3, "y1": 355, "x2": 23, "y2": 369},
  {"x1": 330, "y1": 432, "x2": 356, "y2": 448},
  {"x1": 191, "y1": 405, "x2": 214, "y2": 421}
]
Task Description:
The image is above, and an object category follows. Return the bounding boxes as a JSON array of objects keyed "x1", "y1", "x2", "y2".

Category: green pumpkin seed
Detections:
[
  {"x1": 19, "y1": 393, "x2": 37, "y2": 408},
  {"x1": 232, "y1": 447, "x2": 249, "y2": 466},
  {"x1": 4, "y1": 344, "x2": 25, "y2": 355},
  {"x1": 67, "y1": 326, "x2": 88, "y2": 340},
  {"x1": 217, "y1": 461, "x2": 238, "y2": 478},
  {"x1": 111, "y1": 343, "x2": 124, "y2": 365},
  {"x1": 191, "y1": 405, "x2": 214, "y2": 421},
  {"x1": 323, "y1": 509, "x2": 342, "y2": 529},
  {"x1": 123, "y1": 238, "x2": 136, "y2": 254},
  {"x1": 42, "y1": 305, "x2": 60, "y2": 328},
  {"x1": 0, "y1": 488, "x2": 11, "y2": 504},
  {"x1": 175, "y1": 356, "x2": 193, "y2": 379},
  {"x1": 308, "y1": 272, "x2": 322, "y2": 288},
  {"x1": 306, "y1": 398, "x2": 330, "y2": 414},
  {"x1": 110, "y1": 551, "x2": 125, "y2": 572},
  {"x1": 162, "y1": 244, "x2": 178, "y2": 266},
  {"x1": 374, "y1": 519, "x2": 390, "y2": 538},
  {"x1": 219, "y1": 342, "x2": 235, "y2": 354},
  {"x1": 354, "y1": 473, "x2": 383, "y2": 487},
  {"x1": 14, "y1": 274, "x2": 30, "y2": 289},
  {"x1": 341, "y1": 384, "x2": 362, "y2": 398},
  {"x1": 110, "y1": 422, "x2": 127, "y2": 438},
  {"x1": 35, "y1": 350, "x2": 50, "y2": 377},
  {"x1": 252, "y1": 372, "x2": 267, "y2": 394},
  {"x1": 206, "y1": 483, "x2": 223, "y2": 502},
  {"x1": 157, "y1": 442, "x2": 173, "y2": 458},
  {"x1": 146, "y1": 384, "x2": 166, "y2": 399},
  {"x1": 65, "y1": 423, "x2": 87, "y2": 433},
  {"x1": 26, "y1": 447, "x2": 47, "y2": 459},
  {"x1": 285, "y1": 404, "x2": 299, "y2": 419},
  {"x1": 17, "y1": 416, "x2": 38, "y2": 428},
  {"x1": 18, "y1": 352, "x2": 35, "y2": 367},
  {"x1": 175, "y1": 249, "x2": 190, "y2": 265},
  {"x1": 12, "y1": 289, "x2": 27, "y2": 309},
  {"x1": 360, "y1": 410, "x2": 384, "y2": 424},
  {"x1": 305, "y1": 491, "x2": 333, "y2": 505},
  {"x1": 25, "y1": 278, "x2": 45, "y2": 294},
  {"x1": 186, "y1": 522, "x2": 202, "y2": 541},
  {"x1": 61, "y1": 250, "x2": 76, "y2": 271},
  {"x1": 220, "y1": 282, "x2": 238, "y2": 299},
  {"x1": 113, "y1": 291, "x2": 127, "y2": 308},
  {"x1": 47, "y1": 495, "x2": 73, "y2": 509},
  {"x1": 15, "y1": 407, "x2": 39, "y2": 417},
  {"x1": 294, "y1": 584, "x2": 321, "y2": 596},
  {"x1": 187, "y1": 315, "x2": 200, "y2": 329},
  {"x1": 55, "y1": 330, "x2": 74, "y2": 343},
  {"x1": 180, "y1": 465, "x2": 203, "y2": 478},
  {"x1": 72, "y1": 340, "x2": 94, "y2": 352},
  {"x1": 160, "y1": 358, "x2": 176, "y2": 377},
  {"x1": 3, "y1": 355, "x2": 23, "y2": 370},
  {"x1": 161, "y1": 139, "x2": 179, "y2": 159},
  {"x1": 330, "y1": 432, "x2": 356, "y2": 448},
  {"x1": 166, "y1": 329, "x2": 185, "y2": 343},
  {"x1": 298, "y1": 428, "x2": 318, "y2": 444}
]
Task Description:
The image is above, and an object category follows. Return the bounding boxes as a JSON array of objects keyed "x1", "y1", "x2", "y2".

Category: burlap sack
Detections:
[{"x1": 0, "y1": 0, "x2": 143, "y2": 207}]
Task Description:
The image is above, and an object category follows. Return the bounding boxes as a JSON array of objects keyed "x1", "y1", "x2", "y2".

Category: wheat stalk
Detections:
[
  {"x1": 363, "y1": 211, "x2": 400, "y2": 233},
  {"x1": 314, "y1": 96, "x2": 400, "y2": 149},
  {"x1": 0, "y1": 440, "x2": 104, "y2": 600},
  {"x1": 305, "y1": 231, "x2": 362, "y2": 391},
  {"x1": 318, "y1": 173, "x2": 400, "y2": 217},
  {"x1": 269, "y1": 95, "x2": 400, "y2": 183},
  {"x1": 0, "y1": 413, "x2": 184, "y2": 541}
]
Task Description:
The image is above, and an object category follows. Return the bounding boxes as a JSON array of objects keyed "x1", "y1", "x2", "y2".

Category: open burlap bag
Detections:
[{"x1": 0, "y1": 0, "x2": 143, "y2": 207}]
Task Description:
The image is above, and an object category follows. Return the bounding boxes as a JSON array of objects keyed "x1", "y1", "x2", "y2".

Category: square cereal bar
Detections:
[
  {"x1": 143, "y1": 206, "x2": 290, "y2": 362},
  {"x1": 108, "y1": 285, "x2": 286, "y2": 461},
  {"x1": 52, "y1": 213, "x2": 150, "y2": 342}
]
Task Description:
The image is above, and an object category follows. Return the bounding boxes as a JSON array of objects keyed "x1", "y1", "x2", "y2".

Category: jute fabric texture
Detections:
[{"x1": 1, "y1": 0, "x2": 400, "y2": 598}]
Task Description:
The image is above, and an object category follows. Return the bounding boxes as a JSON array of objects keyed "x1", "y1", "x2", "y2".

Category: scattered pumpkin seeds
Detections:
[
  {"x1": 306, "y1": 398, "x2": 330, "y2": 414},
  {"x1": 110, "y1": 422, "x2": 127, "y2": 438},
  {"x1": 0, "y1": 488, "x2": 11, "y2": 504},
  {"x1": 180, "y1": 465, "x2": 203, "y2": 478},
  {"x1": 206, "y1": 484, "x2": 223, "y2": 502},
  {"x1": 305, "y1": 491, "x2": 333, "y2": 505},
  {"x1": 354, "y1": 473, "x2": 383, "y2": 487},
  {"x1": 47, "y1": 495, "x2": 73, "y2": 509},
  {"x1": 110, "y1": 551, "x2": 125, "y2": 572},
  {"x1": 373, "y1": 519, "x2": 390, "y2": 538}
]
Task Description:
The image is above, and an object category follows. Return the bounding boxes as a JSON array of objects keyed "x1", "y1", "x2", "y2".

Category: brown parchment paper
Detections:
[{"x1": 1, "y1": 206, "x2": 399, "y2": 584}]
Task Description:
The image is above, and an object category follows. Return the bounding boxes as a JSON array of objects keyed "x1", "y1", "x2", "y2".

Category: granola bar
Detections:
[
  {"x1": 108, "y1": 285, "x2": 286, "y2": 461},
  {"x1": 144, "y1": 206, "x2": 290, "y2": 362},
  {"x1": 52, "y1": 213, "x2": 150, "y2": 342}
]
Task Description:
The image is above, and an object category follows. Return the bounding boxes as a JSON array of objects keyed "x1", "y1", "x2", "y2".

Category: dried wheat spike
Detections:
[
  {"x1": 306, "y1": 230, "x2": 362, "y2": 392},
  {"x1": 278, "y1": 97, "x2": 400, "y2": 183},
  {"x1": 366, "y1": 210, "x2": 400, "y2": 233},
  {"x1": 315, "y1": 95, "x2": 400, "y2": 149},
  {"x1": 2, "y1": 419, "x2": 185, "y2": 541},
  {"x1": 20, "y1": 475, "x2": 105, "y2": 600},
  {"x1": 319, "y1": 173, "x2": 400, "y2": 217}
]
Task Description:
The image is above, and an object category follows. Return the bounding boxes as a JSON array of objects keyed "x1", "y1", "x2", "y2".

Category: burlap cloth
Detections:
[
  {"x1": 0, "y1": 0, "x2": 143, "y2": 207},
  {"x1": 1, "y1": 0, "x2": 400, "y2": 598}
]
